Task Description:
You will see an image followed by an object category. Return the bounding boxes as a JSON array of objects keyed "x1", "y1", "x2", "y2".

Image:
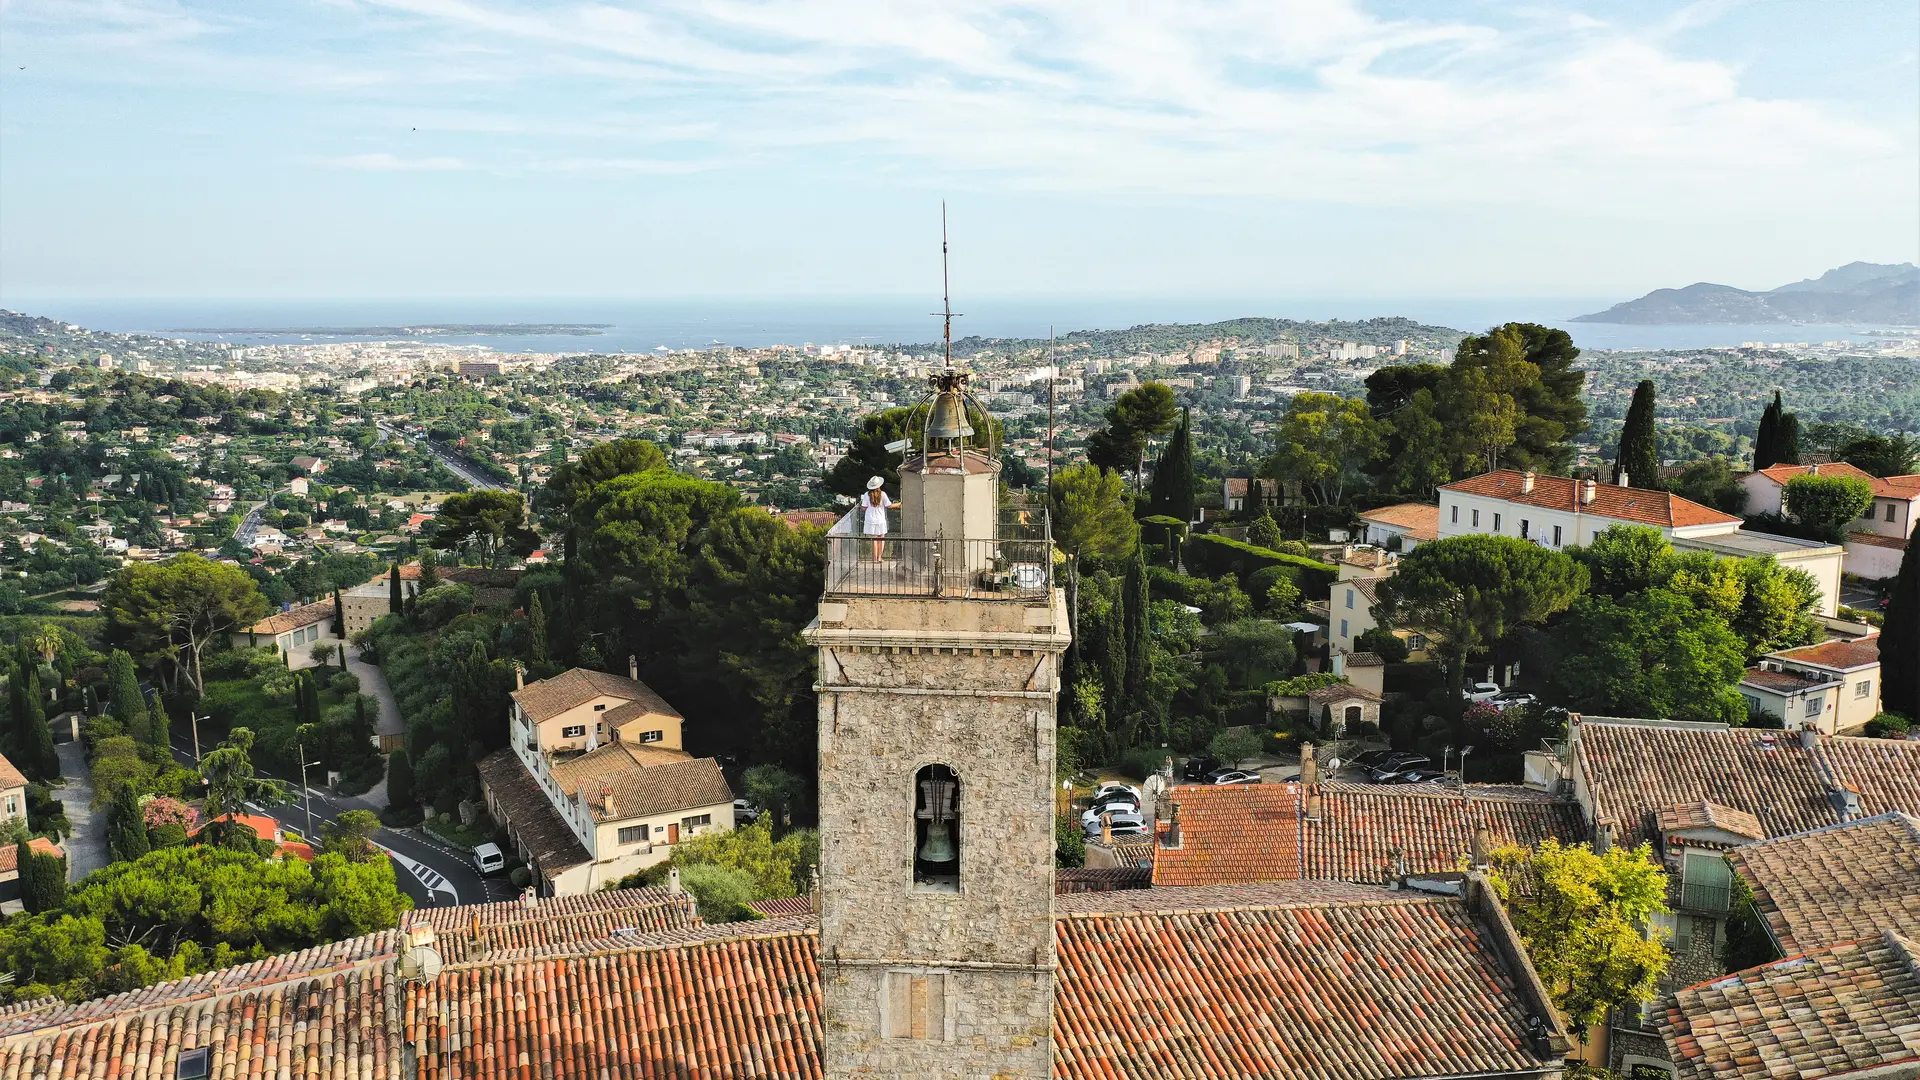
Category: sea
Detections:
[{"x1": 5, "y1": 296, "x2": 1910, "y2": 355}]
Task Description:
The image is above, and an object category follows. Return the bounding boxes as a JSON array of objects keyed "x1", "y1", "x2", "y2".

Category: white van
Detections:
[{"x1": 472, "y1": 842, "x2": 506, "y2": 876}]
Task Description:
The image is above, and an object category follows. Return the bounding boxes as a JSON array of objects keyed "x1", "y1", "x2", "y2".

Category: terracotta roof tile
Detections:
[
  {"x1": 1847, "y1": 530, "x2": 1909, "y2": 551},
  {"x1": 1441, "y1": 470, "x2": 1742, "y2": 529},
  {"x1": 1741, "y1": 667, "x2": 1835, "y2": 694},
  {"x1": 0, "y1": 753, "x2": 27, "y2": 791},
  {"x1": 474, "y1": 748, "x2": 592, "y2": 872},
  {"x1": 1728, "y1": 813, "x2": 1920, "y2": 956},
  {"x1": 1653, "y1": 801, "x2": 1767, "y2": 841},
  {"x1": 0, "y1": 837, "x2": 61, "y2": 875},
  {"x1": 242, "y1": 599, "x2": 333, "y2": 635},
  {"x1": 1151, "y1": 784, "x2": 1302, "y2": 887},
  {"x1": 1358, "y1": 502, "x2": 1440, "y2": 540},
  {"x1": 0, "y1": 887, "x2": 1562, "y2": 1080},
  {"x1": 1659, "y1": 930, "x2": 1920, "y2": 1080},
  {"x1": 510, "y1": 666, "x2": 683, "y2": 725},
  {"x1": 1749, "y1": 461, "x2": 1920, "y2": 501},
  {"x1": 745, "y1": 895, "x2": 816, "y2": 918},
  {"x1": 1574, "y1": 720, "x2": 1920, "y2": 849},
  {"x1": 1306, "y1": 783, "x2": 1586, "y2": 884},
  {"x1": 549, "y1": 743, "x2": 732, "y2": 822}
]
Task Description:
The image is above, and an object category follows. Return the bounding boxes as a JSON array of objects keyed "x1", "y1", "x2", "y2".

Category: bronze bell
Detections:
[{"x1": 925, "y1": 391, "x2": 973, "y2": 445}]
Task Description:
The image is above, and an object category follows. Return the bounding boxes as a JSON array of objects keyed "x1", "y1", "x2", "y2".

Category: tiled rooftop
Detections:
[
  {"x1": 1572, "y1": 720, "x2": 1920, "y2": 848},
  {"x1": 0, "y1": 885, "x2": 1565, "y2": 1080},
  {"x1": 475, "y1": 748, "x2": 592, "y2": 872},
  {"x1": 1749, "y1": 461, "x2": 1920, "y2": 501},
  {"x1": 1767, "y1": 637, "x2": 1881, "y2": 672},
  {"x1": 1442, "y1": 470, "x2": 1742, "y2": 529},
  {"x1": 242, "y1": 598, "x2": 333, "y2": 635},
  {"x1": 1653, "y1": 801, "x2": 1766, "y2": 842},
  {"x1": 1306, "y1": 783, "x2": 1586, "y2": 885},
  {"x1": 1659, "y1": 930, "x2": 1920, "y2": 1080},
  {"x1": 549, "y1": 742, "x2": 731, "y2": 823},
  {"x1": 510, "y1": 666, "x2": 683, "y2": 725},
  {"x1": 1358, "y1": 502, "x2": 1440, "y2": 540},
  {"x1": 1740, "y1": 667, "x2": 1835, "y2": 694},
  {"x1": 1151, "y1": 784, "x2": 1302, "y2": 887},
  {"x1": 1728, "y1": 812, "x2": 1920, "y2": 956},
  {"x1": 0, "y1": 752, "x2": 27, "y2": 791}
]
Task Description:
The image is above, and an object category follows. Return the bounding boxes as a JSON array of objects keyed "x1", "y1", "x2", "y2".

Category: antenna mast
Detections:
[{"x1": 935, "y1": 202, "x2": 961, "y2": 369}]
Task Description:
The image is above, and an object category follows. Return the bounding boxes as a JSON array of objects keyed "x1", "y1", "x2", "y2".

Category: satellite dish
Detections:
[
  {"x1": 400, "y1": 943, "x2": 443, "y2": 982},
  {"x1": 883, "y1": 438, "x2": 911, "y2": 454}
]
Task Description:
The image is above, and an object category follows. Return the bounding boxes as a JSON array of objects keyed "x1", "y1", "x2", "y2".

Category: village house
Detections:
[
  {"x1": 1741, "y1": 461, "x2": 1920, "y2": 581},
  {"x1": 0, "y1": 753, "x2": 25, "y2": 830},
  {"x1": 233, "y1": 600, "x2": 342, "y2": 668},
  {"x1": 1738, "y1": 636, "x2": 1882, "y2": 734},
  {"x1": 1439, "y1": 470, "x2": 1846, "y2": 615},
  {"x1": 476, "y1": 661, "x2": 734, "y2": 895},
  {"x1": 1358, "y1": 502, "x2": 1439, "y2": 551}
]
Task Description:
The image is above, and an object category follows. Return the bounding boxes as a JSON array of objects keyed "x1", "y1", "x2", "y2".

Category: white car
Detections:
[
  {"x1": 1081, "y1": 796, "x2": 1142, "y2": 827},
  {"x1": 472, "y1": 842, "x2": 506, "y2": 876},
  {"x1": 1092, "y1": 782, "x2": 1142, "y2": 802},
  {"x1": 733, "y1": 799, "x2": 761, "y2": 823},
  {"x1": 1083, "y1": 810, "x2": 1146, "y2": 837},
  {"x1": 1461, "y1": 681, "x2": 1503, "y2": 703}
]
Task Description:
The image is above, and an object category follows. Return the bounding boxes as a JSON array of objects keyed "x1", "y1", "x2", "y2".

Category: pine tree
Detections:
[
  {"x1": 332, "y1": 589, "x2": 346, "y2": 637},
  {"x1": 106, "y1": 650, "x2": 148, "y2": 740},
  {"x1": 386, "y1": 748, "x2": 416, "y2": 811},
  {"x1": 19, "y1": 839, "x2": 66, "y2": 913},
  {"x1": 529, "y1": 591, "x2": 550, "y2": 664},
  {"x1": 1776, "y1": 411, "x2": 1801, "y2": 467},
  {"x1": 1148, "y1": 407, "x2": 1195, "y2": 525},
  {"x1": 388, "y1": 563, "x2": 403, "y2": 615},
  {"x1": 107, "y1": 781, "x2": 151, "y2": 863},
  {"x1": 1753, "y1": 392, "x2": 1781, "y2": 470},
  {"x1": 1614, "y1": 380, "x2": 1661, "y2": 490},
  {"x1": 1881, "y1": 521, "x2": 1920, "y2": 720},
  {"x1": 418, "y1": 548, "x2": 439, "y2": 591}
]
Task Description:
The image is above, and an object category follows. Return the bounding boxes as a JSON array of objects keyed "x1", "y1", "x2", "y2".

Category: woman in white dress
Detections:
[{"x1": 862, "y1": 475, "x2": 895, "y2": 560}]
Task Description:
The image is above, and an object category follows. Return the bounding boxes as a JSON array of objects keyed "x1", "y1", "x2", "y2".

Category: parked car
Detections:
[
  {"x1": 733, "y1": 799, "x2": 761, "y2": 824},
  {"x1": 472, "y1": 842, "x2": 506, "y2": 876},
  {"x1": 1489, "y1": 690, "x2": 1537, "y2": 711},
  {"x1": 1461, "y1": 681, "x2": 1503, "y2": 703},
  {"x1": 1365, "y1": 753, "x2": 1434, "y2": 782},
  {"x1": 1093, "y1": 782, "x2": 1143, "y2": 803},
  {"x1": 1083, "y1": 810, "x2": 1147, "y2": 837},
  {"x1": 1346, "y1": 749, "x2": 1394, "y2": 772},
  {"x1": 1206, "y1": 769, "x2": 1264, "y2": 785},
  {"x1": 1182, "y1": 756, "x2": 1220, "y2": 782},
  {"x1": 1081, "y1": 797, "x2": 1142, "y2": 827},
  {"x1": 1379, "y1": 768, "x2": 1445, "y2": 785},
  {"x1": 1104, "y1": 823, "x2": 1151, "y2": 842}
]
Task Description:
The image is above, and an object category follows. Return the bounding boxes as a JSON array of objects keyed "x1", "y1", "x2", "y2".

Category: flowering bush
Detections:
[{"x1": 143, "y1": 796, "x2": 198, "y2": 832}]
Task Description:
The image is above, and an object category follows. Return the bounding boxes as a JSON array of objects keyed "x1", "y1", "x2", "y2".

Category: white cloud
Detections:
[{"x1": 312, "y1": 152, "x2": 467, "y2": 171}]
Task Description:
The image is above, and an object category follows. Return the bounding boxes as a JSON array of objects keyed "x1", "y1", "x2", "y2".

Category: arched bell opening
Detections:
[{"x1": 912, "y1": 764, "x2": 961, "y2": 893}]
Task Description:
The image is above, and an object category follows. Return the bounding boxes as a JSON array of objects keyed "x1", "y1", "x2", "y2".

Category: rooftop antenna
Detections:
[{"x1": 934, "y1": 202, "x2": 961, "y2": 370}]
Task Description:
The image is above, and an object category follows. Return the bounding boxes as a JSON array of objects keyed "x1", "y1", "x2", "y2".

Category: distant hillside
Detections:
[
  {"x1": 934, "y1": 315, "x2": 1467, "y2": 360},
  {"x1": 1574, "y1": 262, "x2": 1920, "y2": 325}
]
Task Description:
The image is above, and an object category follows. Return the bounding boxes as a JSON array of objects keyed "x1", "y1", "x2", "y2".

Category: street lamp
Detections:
[{"x1": 295, "y1": 725, "x2": 323, "y2": 840}]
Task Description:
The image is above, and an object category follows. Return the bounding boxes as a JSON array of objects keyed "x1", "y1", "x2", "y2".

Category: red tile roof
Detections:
[
  {"x1": 1653, "y1": 801, "x2": 1767, "y2": 842},
  {"x1": 1659, "y1": 930, "x2": 1920, "y2": 1080},
  {"x1": 0, "y1": 885, "x2": 1565, "y2": 1080},
  {"x1": 1441, "y1": 470, "x2": 1742, "y2": 529},
  {"x1": 1358, "y1": 502, "x2": 1440, "y2": 540},
  {"x1": 1740, "y1": 666, "x2": 1835, "y2": 694},
  {"x1": 745, "y1": 895, "x2": 816, "y2": 918},
  {"x1": 0, "y1": 836, "x2": 61, "y2": 875},
  {"x1": 1573, "y1": 719, "x2": 1920, "y2": 848},
  {"x1": 475, "y1": 749, "x2": 592, "y2": 873},
  {"x1": 1768, "y1": 638, "x2": 1881, "y2": 672},
  {"x1": 242, "y1": 599, "x2": 333, "y2": 635},
  {"x1": 0, "y1": 752, "x2": 26, "y2": 791},
  {"x1": 1847, "y1": 530, "x2": 1909, "y2": 551},
  {"x1": 1728, "y1": 812, "x2": 1920, "y2": 956},
  {"x1": 1749, "y1": 461, "x2": 1920, "y2": 501},
  {"x1": 1152, "y1": 784, "x2": 1302, "y2": 887},
  {"x1": 511, "y1": 666, "x2": 683, "y2": 725},
  {"x1": 1306, "y1": 784, "x2": 1586, "y2": 885}
]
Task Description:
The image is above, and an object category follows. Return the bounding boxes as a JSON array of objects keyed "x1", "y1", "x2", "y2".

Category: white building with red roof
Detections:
[{"x1": 1439, "y1": 470, "x2": 1846, "y2": 615}]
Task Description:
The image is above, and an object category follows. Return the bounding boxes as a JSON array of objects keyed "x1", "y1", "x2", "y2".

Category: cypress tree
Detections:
[
  {"x1": 1753, "y1": 392, "x2": 1781, "y2": 470},
  {"x1": 529, "y1": 591, "x2": 550, "y2": 664},
  {"x1": 1776, "y1": 411, "x2": 1801, "y2": 467},
  {"x1": 107, "y1": 781, "x2": 151, "y2": 863},
  {"x1": 1614, "y1": 379, "x2": 1661, "y2": 490},
  {"x1": 146, "y1": 694, "x2": 171, "y2": 756},
  {"x1": 1244, "y1": 466, "x2": 1266, "y2": 518},
  {"x1": 1121, "y1": 544, "x2": 1150, "y2": 714},
  {"x1": 388, "y1": 563, "x2": 403, "y2": 615},
  {"x1": 332, "y1": 589, "x2": 346, "y2": 637},
  {"x1": 106, "y1": 650, "x2": 148, "y2": 740},
  {"x1": 19, "y1": 840, "x2": 66, "y2": 913},
  {"x1": 1880, "y1": 521, "x2": 1920, "y2": 720},
  {"x1": 386, "y1": 748, "x2": 415, "y2": 810},
  {"x1": 418, "y1": 548, "x2": 439, "y2": 591},
  {"x1": 19, "y1": 671, "x2": 56, "y2": 780},
  {"x1": 1148, "y1": 407, "x2": 1195, "y2": 525}
]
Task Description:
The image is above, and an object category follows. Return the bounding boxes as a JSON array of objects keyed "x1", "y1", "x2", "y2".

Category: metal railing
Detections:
[
  {"x1": 1679, "y1": 881, "x2": 1731, "y2": 913},
  {"x1": 825, "y1": 535, "x2": 1052, "y2": 599}
]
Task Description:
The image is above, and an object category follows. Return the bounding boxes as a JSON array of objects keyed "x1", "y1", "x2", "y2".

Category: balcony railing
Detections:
[
  {"x1": 824, "y1": 507, "x2": 1053, "y2": 600},
  {"x1": 1679, "y1": 880, "x2": 1731, "y2": 913}
]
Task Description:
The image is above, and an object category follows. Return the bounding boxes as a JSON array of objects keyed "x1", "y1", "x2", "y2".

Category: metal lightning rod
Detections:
[{"x1": 933, "y1": 202, "x2": 961, "y2": 369}]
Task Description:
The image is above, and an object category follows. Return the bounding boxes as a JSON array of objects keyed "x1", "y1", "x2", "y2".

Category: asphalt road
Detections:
[
  {"x1": 233, "y1": 499, "x2": 268, "y2": 544},
  {"x1": 167, "y1": 736, "x2": 517, "y2": 909},
  {"x1": 379, "y1": 423, "x2": 505, "y2": 492}
]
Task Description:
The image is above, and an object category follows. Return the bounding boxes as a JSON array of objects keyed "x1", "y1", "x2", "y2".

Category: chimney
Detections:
[
  {"x1": 1798, "y1": 725, "x2": 1817, "y2": 749},
  {"x1": 1581, "y1": 479, "x2": 1597, "y2": 505},
  {"x1": 1100, "y1": 816, "x2": 1113, "y2": 847},
  {"x1": 1616, "y1": 470, "x2": 1630, "y2": 487},
  {"x1": 1299, "y1": 743, "x2": 1318, "y2": 790},
  {"x1": 1521, "y1": 471, "x2": 1536, "y2": 494},
  {"x1": 668, "y1": 866, "x2": 683, "y2": 894},
  {"x1": 1306, "y1": 789, "x2": 1323, "y2": 821},
  {"x1": 1471, "y1": 827, "x2": 1491, "y2": 871},
  {"x1": 601, "y1": 786, "x2": 616, "y2": 818},
  {"x1": 1162, "y1": 802, "x2": 1182, "y2": 849},
  {"x1": 628, "y1": 654, "x2": 640, "y2": 682},
  {"x1": 514, "y1": 662, "x2": 525, "y2": 691}
]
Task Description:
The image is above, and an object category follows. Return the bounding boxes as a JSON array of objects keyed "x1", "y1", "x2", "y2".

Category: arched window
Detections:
[{"x1": 913, "y1": 764, "x2": 960, "y2": 893}]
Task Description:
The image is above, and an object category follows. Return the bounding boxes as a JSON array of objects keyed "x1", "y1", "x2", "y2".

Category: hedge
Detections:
[
  {"x1": 1263, "y1": 672, "x2": 1346, "y2": 698},
  {"x1": 1185, "y1": 534, "x2": 1336, "y2": 597}
]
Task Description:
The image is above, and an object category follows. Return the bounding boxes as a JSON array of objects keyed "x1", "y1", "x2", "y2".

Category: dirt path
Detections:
[{"x1": 51, "y1": 740, "x2": 106, "y2": 879}]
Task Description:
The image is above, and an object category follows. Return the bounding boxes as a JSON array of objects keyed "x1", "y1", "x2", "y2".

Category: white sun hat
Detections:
[{"x1": 866, "y1": 475, "x2": 885, "y2": 490}]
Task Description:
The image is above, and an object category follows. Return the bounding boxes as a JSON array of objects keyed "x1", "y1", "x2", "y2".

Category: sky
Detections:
[{"x1": 1, "y1": 0, "x2": 1916, "y2": 304}]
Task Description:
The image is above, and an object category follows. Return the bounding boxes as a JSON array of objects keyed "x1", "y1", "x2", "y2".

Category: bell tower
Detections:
[{"x1": 807, "y1": 370, "x2": 1069, "y2": 1079}]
